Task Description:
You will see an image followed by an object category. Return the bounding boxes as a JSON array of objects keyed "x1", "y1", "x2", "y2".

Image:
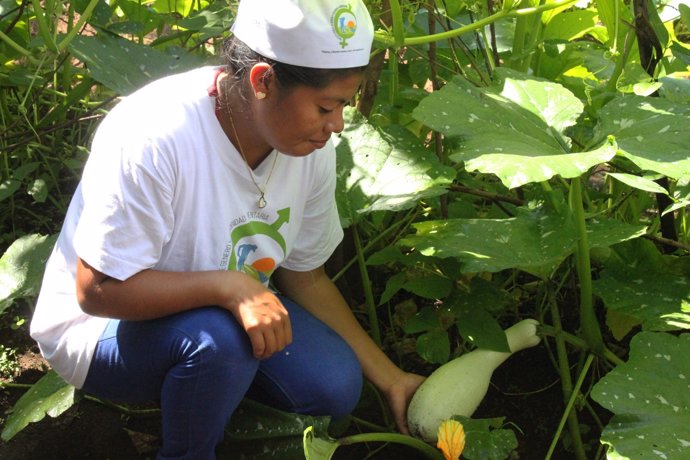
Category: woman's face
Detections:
[{"x1": 254, "y1": 72, "x2": 363, "y2": 157}]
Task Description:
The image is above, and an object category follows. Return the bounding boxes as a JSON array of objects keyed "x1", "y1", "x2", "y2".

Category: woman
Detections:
[{"x1": 31, "y1": 0, "x2": 424, "y2": 458}]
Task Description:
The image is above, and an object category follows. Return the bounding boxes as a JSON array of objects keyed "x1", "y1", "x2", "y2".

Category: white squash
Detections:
[{"x1": 407, "y1": 319, "x2": 542, "y2": 442}]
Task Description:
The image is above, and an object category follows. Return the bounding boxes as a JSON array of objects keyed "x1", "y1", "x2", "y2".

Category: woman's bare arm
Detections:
[{"x1": 76, "y1": 258, "x2": 292, "y2": 358}]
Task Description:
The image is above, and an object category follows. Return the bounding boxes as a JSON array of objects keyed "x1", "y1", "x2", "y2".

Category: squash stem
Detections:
[
  {"x1": 353, "y1": 224, "x2": 381, "y2": 346},
  {"x1": 569, "y1": 178, "x2": 605, "y2": 353},
  {"x1": 338, "y1": 432, "x2": 444, "y2": 460},
  {"x1": 546, "y1": 286, "x2": 587, "y2": 460},
  {"x1": 545, "y1": 354, "x2": 594, "y2": 460}
]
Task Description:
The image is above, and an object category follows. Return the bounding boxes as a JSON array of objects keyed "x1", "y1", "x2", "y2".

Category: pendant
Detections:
[{"x1": 258, "y1": 193, "x2": 267, "y2": 208}]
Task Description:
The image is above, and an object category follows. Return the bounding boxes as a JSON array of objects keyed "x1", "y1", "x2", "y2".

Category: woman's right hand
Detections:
[
  {"x1": 224, "y1": 273, "x2": 292, "y2": 359},
  {"x1": 76, "y1": 259, "x2": 291, "y2": 359}
]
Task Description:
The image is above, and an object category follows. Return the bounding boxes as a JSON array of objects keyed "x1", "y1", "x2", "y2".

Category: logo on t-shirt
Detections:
[{"x1": 225, "y1": 208, "x2": 290, "y2": 283}]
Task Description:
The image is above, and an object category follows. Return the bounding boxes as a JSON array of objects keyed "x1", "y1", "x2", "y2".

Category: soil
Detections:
[{"x1": 0, "y1": 302, "x2": 609, "y2": 460}]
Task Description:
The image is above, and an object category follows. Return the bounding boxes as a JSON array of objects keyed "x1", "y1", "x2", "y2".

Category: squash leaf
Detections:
[
  {"x1": 412, "y1": 69, "x2": 617, "y2": 189},
  {"x1": 591, "y1": 332, "x2": 690, "y2": 460},
  {"x1": 399, "y1": 207, "x2": 577, "y2": 278},
  {"x1": 225, "y1": 398, "x2": 330, "y2": 441},
  {"x1": 302, "y1": 426, "x2": 339, "y2": 460},
  {"x1": 453, "y1": 416, "x2": 518, "y2": 460},
  {"x1": 69, "y1": 34, "x2": 207, "y2": 95},
  {"x1": 1, "y1": 371, "x2": 77, "y2": 442},
  {"x1": 220, "y1": 399, "x2": 331, "y2": 459},
  {"x1": 594, "y1": 95, "x2": 690, "y2": 179},
  {"x1": 592, "y1": 240, "x2": 690, "y2": 332},
  {"x1": 0, "y1": 234, "x2": 57, "y2": 314},
  {"x1": 335, "y1": 108, "x2": 455, "y2": 227}
]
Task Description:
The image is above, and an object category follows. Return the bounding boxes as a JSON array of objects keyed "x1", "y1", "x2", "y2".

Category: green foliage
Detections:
[
  {"x1": 0, "y1": 344, "x2": 20, "y2": 378},
  {"x1": 0, "y1": 234, "x2": 57, "y2": 314},
  {"x1": 455, "y1": 416, "x2": 518, "y2": 460},
  {"x1": 1, "y1": 370, "x2": 77, "y2": 442},
  {"x1": 591, "y1": 332, "x2": 690, "y2": 459},
  {"x1": 1, "y1": 0, "x2": 690, "y2": 459}
]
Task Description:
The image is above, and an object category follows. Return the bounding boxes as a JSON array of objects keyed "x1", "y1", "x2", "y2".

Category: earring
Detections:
[{"x1": 255, "y1": 91, "x2": 266, "y2": 100}]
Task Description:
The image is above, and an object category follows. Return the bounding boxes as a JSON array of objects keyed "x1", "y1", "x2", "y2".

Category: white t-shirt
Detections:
[{"x1": 30, "y1": 66, "x2": 344, "y2": 388}]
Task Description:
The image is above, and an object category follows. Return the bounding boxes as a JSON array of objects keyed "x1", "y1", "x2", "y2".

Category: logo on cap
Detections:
[{"x1": 331, "y1": 4, "x2": 357, "y2": 48}]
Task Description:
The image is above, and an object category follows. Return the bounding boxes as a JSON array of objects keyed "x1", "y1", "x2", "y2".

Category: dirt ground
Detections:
[{"x1": 0, "y1": 303, "x2": 607, "y2": 459}]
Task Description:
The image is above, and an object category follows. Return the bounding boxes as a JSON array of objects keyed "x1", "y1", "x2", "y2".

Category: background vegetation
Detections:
[{"x1": 1, "y1": 0, "x2": 689, "y2": 459}]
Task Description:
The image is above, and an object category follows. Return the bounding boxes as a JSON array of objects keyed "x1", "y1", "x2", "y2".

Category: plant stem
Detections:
[
  {"x1": 30, "y1": 0, "x2": 58, "y2": 53},
  {"x1": 353, "y1": 224, "x2": 381, "y2": 346},
  {"x1": 545, "y1": 354, "x2": 594, "y2": 460},
  {"x1": 539, "y1": 324, "x2": 624, "y2": 366},
  {"x1": 374, "y1": 0, "x2": 577, "y2": 47},
  {"x1": 569, "y1": 178, "x2": 605, "y2": 354},
  {"x1": 338, "y1": 432, "x2": 444, "y2": 460},
  {"x1": 57, "y1": 0, "x2": 100, "y2": 52},
  {"x1": 546, "y1": 286, "x2": 586, "y2": 460}
]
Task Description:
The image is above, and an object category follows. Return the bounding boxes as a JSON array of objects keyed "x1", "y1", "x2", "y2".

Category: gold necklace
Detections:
[{"x1": 217, "y1": 75, "x2": 278, "y2": 209}]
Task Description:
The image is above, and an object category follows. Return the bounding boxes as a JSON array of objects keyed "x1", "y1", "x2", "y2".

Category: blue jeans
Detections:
[{"x1": 82, "y1": 296, "x2": 362, "y2": 460}]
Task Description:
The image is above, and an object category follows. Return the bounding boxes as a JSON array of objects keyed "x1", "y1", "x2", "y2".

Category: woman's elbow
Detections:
[
  {"x1": 76, "y1": 283, "x2": 106, "y2": 316},
  {"x1": 75, "y1": 258, "x2": 110, "y2": 316}
]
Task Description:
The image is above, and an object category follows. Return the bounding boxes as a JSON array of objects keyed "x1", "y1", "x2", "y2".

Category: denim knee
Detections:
[
  {"x1": 175, "y1": 307, "x2": 258, "y2": 371},
  {"x1": 317, "y1": 354, "x2": 363, "y2": 419}
]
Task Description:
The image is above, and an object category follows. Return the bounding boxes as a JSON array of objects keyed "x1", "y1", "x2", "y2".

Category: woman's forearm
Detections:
[
  {"x1": 76, "y1": 257, "x2": 258, "y2": 320},
  {"x1": 273, "y1": 267, "x2": 405, "y2": 392}
]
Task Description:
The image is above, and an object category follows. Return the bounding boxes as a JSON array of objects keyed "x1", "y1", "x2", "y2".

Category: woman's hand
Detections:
[
  {"x1": 223, "y1": 273, "x2": 292, "y2": 360},
  {"x1": 384, "y1": 372, "x2": 426, "y2": 434}
]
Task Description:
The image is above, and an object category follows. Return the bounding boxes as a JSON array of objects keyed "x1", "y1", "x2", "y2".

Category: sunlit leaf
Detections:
[
  {"x1": 1, "y1": 371, "x2": 77, "y2": 441},
  {"x1": 302, "y1": 426, "x2": 339, "y2": 460},
  {"x1": 593, "y1": 269, "x2": 690, "y2": 332},
  {"x1": 0, "y1": 234, "x2": 57, "y2": 314},
  {"x1": 399, "y1": 207, "x2": 577, "y2": 278},
  {"x1": 607, "y1": 173, "x2": 670, "y2": 195},
  {"x1": 660, "y1": 75, "x2": 690, "y2": 103},
  {"x1": 595, "y1": 95, "x2": 690, "y2": 179},
  {"x1": 412, "y1": 70, "x2": 617, "y2": 189},
  {"x1": 591, "y1": 332, "x2": 690, "y2": 460},
  {"x1": 335, "y1": 108, "x2": 455, "y2": 227},
  {"x1": 592, "y1": 239, "x2": 690, "y2": 332},
  {"x1": 542, "y1": 10, "x2": 599, "y2": 41},
  {"x1": 69, "y1": 34, "x2": 207, "y2": 95}
]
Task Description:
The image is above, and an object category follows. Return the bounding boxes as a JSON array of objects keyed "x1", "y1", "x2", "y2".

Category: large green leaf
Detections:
[
  {"x1": 592, "y1": 239, "x2": 690, "y2": 332},
  {"x1": 593, "y1": 269, "x2": 690, "y2": 332},
  {"x1": 594, "y1": 95, "x2": 690, "y2": 179},
  {"x1": 334, "y1": 108, "x2": 455, "y2": 227},
  {"x1": 0, "y1": 234, "x2": 57, "y2": 314},
  {"x1": 455, "y1": 416, "x2": 518, "y2": 460},
  {"x1": 412, "y1": 70, "x2": 617, "y2": 189},
  {"x1": 585, "y1": 218, "x2": 647, "y2": 250},
  {"x1": 220, "y1": 399, "x2": 331, "y2": 459},
  {"x1": 1, "y1": 371, "x2": 77, "y2": 441},
  {"x1": 591, "y1": 332, "x2": 690, "y2": 459},
  {"x1": 399, "y1": 208, "x2": 577, "y2": 278},
  {"x1": 399, "y1": 205, "x2": 644, "y2": 278},
  {"x1": 225, "y1": 398, "x2": 330, "y2": 441},
  {"x1": 69, "y1": 34, "x2": 207, "y2": 95}
]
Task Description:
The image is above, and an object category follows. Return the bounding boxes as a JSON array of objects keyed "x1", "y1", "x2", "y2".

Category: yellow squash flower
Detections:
[{"x1": 436, "y1": 419, "x2": 466, "y2": 460}]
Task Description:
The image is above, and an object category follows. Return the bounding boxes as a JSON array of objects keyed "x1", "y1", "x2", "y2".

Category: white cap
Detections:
[{"x1": 231, "y1": 0, "x2": 374, "y2": 69}]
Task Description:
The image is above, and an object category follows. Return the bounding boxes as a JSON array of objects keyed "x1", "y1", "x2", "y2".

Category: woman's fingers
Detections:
[{"x1": 238, "y1": 297, "x2": 292, "y2": 359}]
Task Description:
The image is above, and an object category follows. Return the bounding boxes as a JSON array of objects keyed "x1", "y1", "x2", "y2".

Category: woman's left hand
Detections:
[{"x1": 383, "y1": 372, "x2": 426, "y2": 434}]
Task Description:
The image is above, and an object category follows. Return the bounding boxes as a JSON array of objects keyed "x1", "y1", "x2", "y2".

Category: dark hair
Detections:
[{"x1": 221, "y1": 36, "x2": 365, "y2": 95}]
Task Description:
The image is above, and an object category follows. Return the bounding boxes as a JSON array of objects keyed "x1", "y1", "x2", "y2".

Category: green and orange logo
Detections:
[{"x1": 332, "y1": 4, "x2": 357, "y2": 48}]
